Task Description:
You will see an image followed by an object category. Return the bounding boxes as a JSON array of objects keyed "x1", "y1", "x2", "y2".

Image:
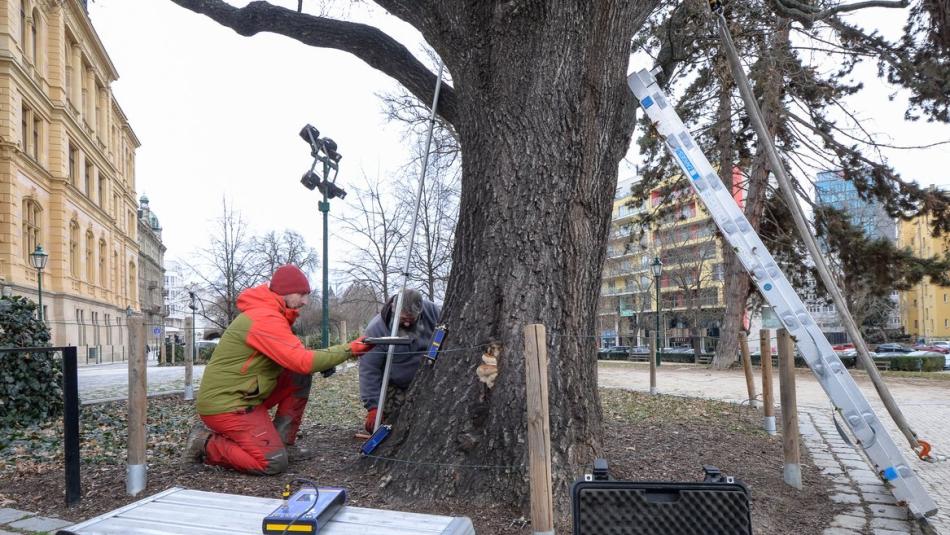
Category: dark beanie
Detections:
[{"x1": 269, "y1": 265, "x2": 311, "y2": 295}]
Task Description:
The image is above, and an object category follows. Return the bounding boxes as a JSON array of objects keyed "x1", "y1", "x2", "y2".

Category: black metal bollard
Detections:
[{"x1": 62, "y1": 346, "x2": 81, "y2": 506}]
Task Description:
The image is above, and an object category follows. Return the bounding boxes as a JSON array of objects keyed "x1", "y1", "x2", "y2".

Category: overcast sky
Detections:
[{"x1": 88, "y1": 1, "x2": 950, "y2": 285}]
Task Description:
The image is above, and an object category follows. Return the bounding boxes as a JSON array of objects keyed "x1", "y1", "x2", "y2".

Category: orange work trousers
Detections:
[{"x1": 200, "y1": 369, "x2": 310, "y2": 474}]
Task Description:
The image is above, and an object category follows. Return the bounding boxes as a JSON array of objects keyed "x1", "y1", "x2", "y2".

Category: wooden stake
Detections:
[
  {"x1": 649, "y1": 337, "x2": 657, "y2": 395},
  {"x1": 777, "y1": 328, "x2": 802, "y2": 489},
  {"x1": 184, "y1": 316, "x2": 194, "y2": 401},
  {"x1": 159, "y1": 324, "x2": 167, "y2": 365},
  {"x1": 524, "y1": 324, "x2": 554, "y2": 535},
  {"x1": 127, "y1": 316, "x2": 147, "y2": 496},
  {"x1": 739, "y1": 332, "x2": 757, "y2": 409},
  {"x1": 760, "y1": 329, "x2": 776, "y2": 435}
]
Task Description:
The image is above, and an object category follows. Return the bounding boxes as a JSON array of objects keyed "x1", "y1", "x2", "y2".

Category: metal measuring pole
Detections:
[
  {"x1": 373, "y1": 61, "x2": 445, "y2": 432},
  {"x1": 320, "y1": 169, "x2": 330, "y2": 350}
]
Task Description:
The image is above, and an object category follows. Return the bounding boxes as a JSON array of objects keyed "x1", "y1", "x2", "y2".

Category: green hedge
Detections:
[
  {"x1": 874, "y1": 355, "x2": 944, "y2": 372},
  {"x1": 0, "y1": 296, "x2": 60, "y2": 431},
  {"x1": 159, "y1": 343, "x2": 214, "y2": 366}
]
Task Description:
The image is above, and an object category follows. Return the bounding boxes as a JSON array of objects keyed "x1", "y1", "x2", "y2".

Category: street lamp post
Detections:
[
  {"x1": 652, "y1": 256, "x2": 663, "y2": 367},
  {"x1": 188, "y1": 291, "x2": 197, "y2": 360},
  {"x1": 299, "y1": 124, "x2": 344, "y2": 351},
  {"x1": 29, "y1": 245, "x2": 49, "y2": 322}
]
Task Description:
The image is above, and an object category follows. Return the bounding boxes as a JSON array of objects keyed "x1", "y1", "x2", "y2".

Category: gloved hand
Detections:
[
  {"x1": 350, "y1": 336, "x2": 373, "y2": 358},
  {"x1": 364, "y1": 407, "x2": 379, "y2": 434}
]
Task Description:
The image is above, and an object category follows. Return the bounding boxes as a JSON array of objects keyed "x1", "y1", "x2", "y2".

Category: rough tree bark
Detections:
[{"x1": 168, "y1": 0, "x2": 658, "y2": 509}]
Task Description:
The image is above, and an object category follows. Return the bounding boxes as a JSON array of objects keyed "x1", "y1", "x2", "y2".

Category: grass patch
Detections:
[{"x1": 600, "y1": 388, "x2": 765, "y2": 436}]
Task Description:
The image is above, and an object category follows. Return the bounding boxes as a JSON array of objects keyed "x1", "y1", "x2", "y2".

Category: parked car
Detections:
[
  {"x1": 598, "y1": 346, "x2": 631, "y2": 360},
  {"x1": 912, "y1": 343, "x2": 950, "y2": 354},
  {"x1": 874, "y1": 343, "x2": 912, "y2": 354},
  {"x1": 629, "y1": 346, "x2": 651, "y2": 354},
  {"x1": 661, "y1": 346, "x2": 694, "y2": 353}
]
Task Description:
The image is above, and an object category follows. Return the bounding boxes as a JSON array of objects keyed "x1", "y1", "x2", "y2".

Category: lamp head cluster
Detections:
[{"x1": 299, "y1": 124, "x2": 346, "y2": 200}]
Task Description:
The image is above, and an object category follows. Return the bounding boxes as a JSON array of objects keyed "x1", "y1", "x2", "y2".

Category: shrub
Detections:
[
  {"x1": 0, "y1": 296, "x2": 60, "y2": 430},
  {"x1": 160, "y1": 343, "x2": 213, "y2": 365},
  {"x1": 875, "y1": 355, "x2": 944, "y2": 372}
]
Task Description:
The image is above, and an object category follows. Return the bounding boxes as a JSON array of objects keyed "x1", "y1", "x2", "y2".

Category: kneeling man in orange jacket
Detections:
[{"x1": 183, "y1": 265, "x2": 373, "y2": 475}]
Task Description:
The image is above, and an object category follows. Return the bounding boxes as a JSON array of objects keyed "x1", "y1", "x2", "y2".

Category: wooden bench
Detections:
[
  {"x1": 875, "y1": 361, "x2": 891, "y2": 371},
  {"x1": 59, "y1": 487, "x2": 475, "y2": 535}
]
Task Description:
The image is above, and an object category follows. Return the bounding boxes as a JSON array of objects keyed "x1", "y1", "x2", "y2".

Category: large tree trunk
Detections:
[
  {"x1": 382, "y1": 1, "x2": 656, "y2": 509},
  {"x1": 713, "y1": 24, "x2": 786, "y2": 369},
  {"x1": 712, "y1": 55, "x2": 742, "y2": 369}
]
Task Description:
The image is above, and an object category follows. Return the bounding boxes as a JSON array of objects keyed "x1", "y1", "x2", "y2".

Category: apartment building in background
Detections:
[
  {"x1": 0, "y1": 0, "x2": 141, "y2": 362},
  {"x1": 813, "y1": 170, "x2": 900, "y2": 341},
  {"x1": 137, "y1": 194, "x2": 165, "y2": 351},
  {"x1": 899, "y1": 212, "x2": 950, "y2": 341},
  {"x1": 598, "y1": 174, "x2": 730, "y2": 350}
]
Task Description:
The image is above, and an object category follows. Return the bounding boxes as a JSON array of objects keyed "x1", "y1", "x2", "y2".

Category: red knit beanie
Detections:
[{"x1": 269, "y1": 265, "x2": 311, "y2": 295}]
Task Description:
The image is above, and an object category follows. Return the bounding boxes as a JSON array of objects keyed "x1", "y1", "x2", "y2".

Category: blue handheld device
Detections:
[
  {"x1": 426, "y1": 325, "x2": 447, "y2": 362},
  {"x1": 360, "y1": 424, "x2": 392, "y2": 456}
]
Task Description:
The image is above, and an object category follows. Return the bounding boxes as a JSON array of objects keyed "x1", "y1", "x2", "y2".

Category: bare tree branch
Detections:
[
  {"x1": 167, "y1": 0, "x2": 458, "y2": 127},
  {"x1": 768, "y1": 0, "x2": 908, "y2": 24}
]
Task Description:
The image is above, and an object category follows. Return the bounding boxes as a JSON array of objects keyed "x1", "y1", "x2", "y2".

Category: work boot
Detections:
[
  {"x1": 285, "y1": 444, "x2": 315, "y2": 462},
  {"x1": 182, "y1": 422, "x2": 211, "y2": 464}
]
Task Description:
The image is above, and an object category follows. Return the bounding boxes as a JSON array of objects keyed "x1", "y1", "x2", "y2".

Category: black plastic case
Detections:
[{"x1": 571, "y1": 470, "x2": 752, "y2": 534}]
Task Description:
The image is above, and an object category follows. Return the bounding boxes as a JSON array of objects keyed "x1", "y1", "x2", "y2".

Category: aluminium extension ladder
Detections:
[{"x1": 627, "y1": 67, "x2": 937, "y2": 518}]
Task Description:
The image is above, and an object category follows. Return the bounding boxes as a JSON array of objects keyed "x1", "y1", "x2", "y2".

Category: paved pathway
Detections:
[
  {"x1": 599, "y1": 362, "x2": 950, "y2": 533},
  {"x1": 77, "y1": 360, "x2": 206, "y2": 403},
  {"x1": 0, "y1": 507, "x2": 71, "y2": 534}
]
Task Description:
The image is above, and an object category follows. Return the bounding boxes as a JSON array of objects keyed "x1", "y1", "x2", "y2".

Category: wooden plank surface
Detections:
[{"x1": 63, "y1": 487, "x2": 475, "y2": 535}]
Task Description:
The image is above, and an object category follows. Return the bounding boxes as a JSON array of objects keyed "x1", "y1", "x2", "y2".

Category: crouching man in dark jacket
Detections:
[{"x1": 358, "y1": 289, "x2": 440, "y2": 433}]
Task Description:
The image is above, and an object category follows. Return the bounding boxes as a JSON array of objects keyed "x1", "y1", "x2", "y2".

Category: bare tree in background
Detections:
[
  {"x1": 336, "y1": 176, "x2": 407, "y2": 306},
  {"x1": 395, "y1": 147, "x2": 459, "y2": 302},
  {"x1": 251, "y1": 229, "x2": 319, "y2": 278},
  {"x1": 186, "y1": 197, "x2": 263, "y2": 330}
]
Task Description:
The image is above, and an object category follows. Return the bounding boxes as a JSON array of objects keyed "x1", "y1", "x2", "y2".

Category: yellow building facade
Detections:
[
  {"x1": 0, "y1": 0, "x2": 140, "y2": 362},
  {"x1": 899, "y1": 215, "x2": 950, "y2": 341}
]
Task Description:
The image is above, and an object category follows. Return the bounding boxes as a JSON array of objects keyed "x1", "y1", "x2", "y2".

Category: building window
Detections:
[
  {"x1": 76, "y1": 308, "x2": 86, "y2": 346},
  {"x1": 69, "y1": 219, "x2": 79, "y2": 277},
  {"x1": 68, "y1": 141, "x2": 78, "y2": 185},
  {"x1": 112, "y1": 251, "x2": 118, "y2": 294},
  {"x1": 128, "y1": 262, "x2": 137, "y2": 303},
  {"x1": 91, "y1": 311, "x2": 100, "y2": 346},
  {"x1": 85, "y1": 162, "x2": 94, "y2": 197},
  {"x1": 64, "y1": 41, "x2": 72, "y2": 104},
  {"x1": 32, "y1": 115, "x2": 40, "y2": 160},
  {"x1": 99, "y1": 239, "x2": 107, "y2": 287},
  {"x1": 20, "y1": 103, "x2": 29, "y2": 155},
  {"x1": 29, "y1": 8, "x2": 37, "y2": 66},
  {"x1": 104, "y1": 314, "x2": 112, "y2": 345},
  {"x1": 98, "y1": 175, "x2": 106, "y2": 207},
  {"x1": 85, "y1": 230, "x2": 94, "y2": 283},
  {"x1": 944, "y1": 294, "x2": 947, "y2": 304},
  {"x1": 21, "y1": 198, "x2": 41, "y2": 260},
  {"x1": 20, "y1": 4, "x2": 26, "y2": 57},
  {"x1": 915, "y1": 320, "x2": 919, "y2": 329}
]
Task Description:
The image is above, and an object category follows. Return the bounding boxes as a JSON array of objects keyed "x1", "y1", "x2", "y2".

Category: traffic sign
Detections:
[{"x1": 152, "y1": 327, "x2": 161, "y2": 336}]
